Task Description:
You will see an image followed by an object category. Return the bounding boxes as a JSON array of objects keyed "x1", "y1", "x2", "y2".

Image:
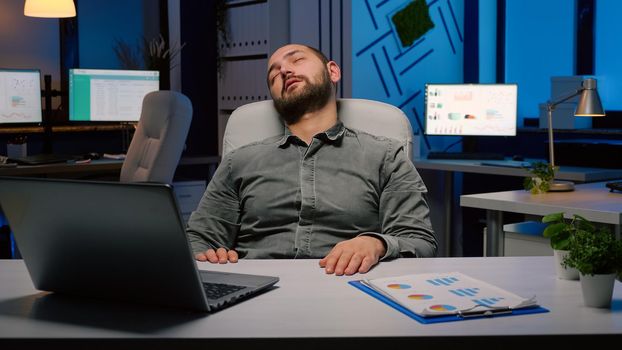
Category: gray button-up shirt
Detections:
[{"x1": 187, "y1": 122, "x2": 437, "y2": 259}]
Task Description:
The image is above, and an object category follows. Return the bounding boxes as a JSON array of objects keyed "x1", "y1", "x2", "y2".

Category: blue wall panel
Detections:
[
  {"x1": 353, "y1": 0, "x2": 464, "y2": 154},
  {"x1": 78, "y1": 0, "x2": 145, "y2": 69},
  {"x1": 505, "y1": 0, "x2": 574, "y2": 125},
  {"x1": 595, "y1": 0, "x2": 622, "y2": 110}
]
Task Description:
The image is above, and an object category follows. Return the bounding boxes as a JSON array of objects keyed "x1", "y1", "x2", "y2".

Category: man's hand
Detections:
[
  {"x1": 195, "y1": 248, "x2": 239, "y2": 264},
  {"x1": 319, "y1": 236, "x2": 386, "y2": 275}
]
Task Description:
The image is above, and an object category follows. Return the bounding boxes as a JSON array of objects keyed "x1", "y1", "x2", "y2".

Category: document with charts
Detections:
[{"x1": 358, "y1": 272, "x2": 538, "y2": 317}]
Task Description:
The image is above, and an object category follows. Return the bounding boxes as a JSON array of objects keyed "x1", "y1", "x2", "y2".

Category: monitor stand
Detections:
[
  {"x1": 42, "y1": 74, "x2": 61, "y2": 154},
  {"x1": 462, "y1": 136, "x2": 477, "y2": 153},
  {"x1": 426, "y1": 137, "x2": 504, "y2": 160}
]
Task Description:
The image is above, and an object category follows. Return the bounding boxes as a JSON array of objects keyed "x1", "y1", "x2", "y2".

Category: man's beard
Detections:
[{"x1": 273, "y1": 69, "x2": 333, "y2": 125}]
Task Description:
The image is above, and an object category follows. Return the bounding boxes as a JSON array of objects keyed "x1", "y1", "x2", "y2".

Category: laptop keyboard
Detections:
[{"x1": 202, "y1": 282, "x2": 246, "y2": 299}]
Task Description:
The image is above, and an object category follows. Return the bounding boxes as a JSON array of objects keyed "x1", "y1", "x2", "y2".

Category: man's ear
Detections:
[{"x1": 326, "y1": 61, "x2": 341, "y2": 83}]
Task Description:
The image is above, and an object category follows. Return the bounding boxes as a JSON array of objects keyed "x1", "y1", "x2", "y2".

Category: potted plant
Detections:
[
  {"x1": 542, "y1": 212, "x2": 582, "y2": 280},
  {"x1": 113, "y1": 34, "x2": 186, "y2": 89},
  {"x1": 524, "y1": 161, "x2": 556, "y2": 194},
  {"x1": 563, "y1": 219, "x2": 622, "y2": 308}
]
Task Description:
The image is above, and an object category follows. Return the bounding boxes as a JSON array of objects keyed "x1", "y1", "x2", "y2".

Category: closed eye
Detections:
[{"x1": 269, "y1": 73, "x2": 279, "y2": 85}]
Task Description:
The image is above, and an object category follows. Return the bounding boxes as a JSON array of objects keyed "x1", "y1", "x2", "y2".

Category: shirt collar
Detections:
[{"x1": 277, "y1": 122, "x2": 346, "y2": 147}]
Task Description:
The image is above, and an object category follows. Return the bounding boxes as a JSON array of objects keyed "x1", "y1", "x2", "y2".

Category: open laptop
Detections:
[{"x1": 0, "y1": 176, "x2": 279, "y2": 312}]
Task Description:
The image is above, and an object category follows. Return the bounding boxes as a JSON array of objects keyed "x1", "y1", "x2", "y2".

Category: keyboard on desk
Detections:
[
  {"x1": 8, "y1": 154, "x2": 78, "y2": 165},
  {"x1": 606, "y1": 181, "x2": 622, "y2": 193},
  {"x1": 426, "y1": 152, "x2": 504, "y2": 160},
  {"x1": 480, "y1": 160, "x2": 532, "y2": 169}
]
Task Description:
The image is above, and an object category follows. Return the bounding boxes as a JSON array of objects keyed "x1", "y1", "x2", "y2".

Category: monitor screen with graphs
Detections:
[
  {"x1": 69, "y1": 68, "x2": 159, "y2": 122},
  {"x1": 424, "y1": 84, "x2": 518, "y2": 136},
  {"x1": 0, "y1": 68, "x2": 42, "y2": 125}
]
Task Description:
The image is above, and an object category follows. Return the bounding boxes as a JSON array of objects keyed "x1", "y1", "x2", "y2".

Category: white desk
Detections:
[
  {"x1": 414, "y1": 158, "x2": 622, "y2": 182},
  {"x1": 460, "y1": 181, "x2": 622, "y2": 256},
  {"x1": 0, "y1": 257, "x2": 620, "y2": 347},
  {"x1": 414, "y1": 158, "x2": 622, "y2": 257}
]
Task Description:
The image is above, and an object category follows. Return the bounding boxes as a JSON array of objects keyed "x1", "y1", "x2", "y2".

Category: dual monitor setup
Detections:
[
  {"x1": 1, "y1": 68, "x2": 159, "y2": 165},
  {"x1": 0, "y1": 68, "x2": 160, "y2": 126}
]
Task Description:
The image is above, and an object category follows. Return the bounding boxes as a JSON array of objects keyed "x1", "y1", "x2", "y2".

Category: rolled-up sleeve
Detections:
[
  {"x1": 186, "y1": 154, "x2": 241, "y2": 254},
  {"x1": 371, "y1": 142, "x2": 437, "y2": 259}
]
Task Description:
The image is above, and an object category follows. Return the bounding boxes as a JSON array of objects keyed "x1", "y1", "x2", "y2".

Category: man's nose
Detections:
[{"x1": 279, "y1": 63, "x2": 294, "y2": 76}]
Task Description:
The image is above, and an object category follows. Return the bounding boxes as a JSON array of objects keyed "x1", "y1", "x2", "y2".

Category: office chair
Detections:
[
  {"x1": 120, "y1": 90, "x2": 193, "y2": 184},
  {"x1": 223, "y1": 98, "x2": 413, "y2": 158}
]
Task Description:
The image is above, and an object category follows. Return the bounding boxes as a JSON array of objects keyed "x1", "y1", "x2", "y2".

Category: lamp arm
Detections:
[
  {"x1": 546, "y1": 88, "x2": 583, "y2": 169},
  {"x1": 547, "y1": 89, "x2": 583, "y2": 110}
]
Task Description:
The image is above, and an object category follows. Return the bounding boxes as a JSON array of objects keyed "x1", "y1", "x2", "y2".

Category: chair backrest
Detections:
[
  {"x1": 120, "y1": 90, "x2": 193, "y2": 184},
  {"x1": 222, "y1": 98, "x2": 413, "y2": 158}
]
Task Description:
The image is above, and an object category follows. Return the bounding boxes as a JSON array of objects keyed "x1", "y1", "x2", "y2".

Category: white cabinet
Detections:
[{"x1": 483, "y1": 221, "x2": 553, "y2": 257}]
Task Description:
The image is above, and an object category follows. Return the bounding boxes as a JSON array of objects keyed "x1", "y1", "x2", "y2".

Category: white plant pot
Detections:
[
  {"x1": 553, "y1": 250, "x2": 579, "y2": 280},
  {"x1": 579, "y1": 273, "x2": 616, "y2": 308}
]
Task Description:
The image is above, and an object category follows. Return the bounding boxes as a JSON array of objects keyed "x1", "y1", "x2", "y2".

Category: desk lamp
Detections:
[
  {"x1": 546, "y1": 77, "x2": 605, "y2": 191},
  {"x1": 24, "y1": 0, "x2": 76, "y2": 18}
]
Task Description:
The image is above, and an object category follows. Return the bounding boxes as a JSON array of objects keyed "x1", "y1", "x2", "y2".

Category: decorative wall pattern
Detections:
[{"x1": 352, "y1": 0, "x2": 464, "y2": 154}]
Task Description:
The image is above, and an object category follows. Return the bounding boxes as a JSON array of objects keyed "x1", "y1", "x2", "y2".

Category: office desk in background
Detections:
[
  {"x1": 0, "y1": 156, "x2": 220, "y2": 179},
  {"x1": 414, "y1": 157, "x2": 622, "y2": 257},
  {"x1": 0, "y1": 257, "x2": 620, "y2": 348},
  {"x1": 0, "y1": 159, "x2": 124, "y2": 177},
  {"x1": 415, "y1": 158, "x2": 622, "y2": 181},
  {"x1": 461, "y1": 181, "x2": 622, "y2": 256}
]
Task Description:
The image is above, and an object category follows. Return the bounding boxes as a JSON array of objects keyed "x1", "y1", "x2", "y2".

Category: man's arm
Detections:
[
  {"x1": 319, "y1": 142, "x2": 437, "y2": 275},
  {"x1": 186, "y1": 155, "x2": 241, "y2": 263},
  {"x1": 373, "y1": 142, "x2": 438, "y2": 259}
]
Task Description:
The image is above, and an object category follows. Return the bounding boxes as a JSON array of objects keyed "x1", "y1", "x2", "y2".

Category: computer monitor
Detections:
[
  {"x1": 424, "y1": 83, "x2": 518, "y2": 136},
  {"x1": 69, "y1": 68, "x2": 159, "y2": 122},
  {"x1": 0, "y1": 68, "x2": 42, "y2": 125}
]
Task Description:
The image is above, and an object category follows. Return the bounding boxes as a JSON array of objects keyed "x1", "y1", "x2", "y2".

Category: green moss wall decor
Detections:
[{"x1": 392, "y1": 0, "x2": 435, "y2": 47}]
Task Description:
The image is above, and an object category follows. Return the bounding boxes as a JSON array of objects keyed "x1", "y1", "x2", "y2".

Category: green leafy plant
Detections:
[
  {"x1": 542, "y1": 212, "x2": 593, "y2": 250},
  {"x1": 563, "y1": 222, "x2": 622, "y2": 276},
  {"x1": 523, "y1": 161, "x2": 556, "y2": 194},
  {"x1": 112, "y1": 39, "x2": 142, "y2": 70},
  {"x1": 143, "y1": 34, "x2": 186, "y2": 72}
]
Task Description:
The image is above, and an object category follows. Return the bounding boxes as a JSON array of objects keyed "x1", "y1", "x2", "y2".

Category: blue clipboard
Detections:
[{"x1": 349, "y1": 280, "x2": 549, "y2": 324}]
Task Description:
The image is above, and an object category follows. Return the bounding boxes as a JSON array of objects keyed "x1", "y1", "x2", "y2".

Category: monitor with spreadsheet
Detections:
[
  {"x1": 424, "y1": 83, "x2": 518, "y2": 136},
  {"x1": 0, "y1": 68, "x2": 42, "y2": 125},
  {"x1": 69, "y1": 68, "x2": 159, "y2": 122}
]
